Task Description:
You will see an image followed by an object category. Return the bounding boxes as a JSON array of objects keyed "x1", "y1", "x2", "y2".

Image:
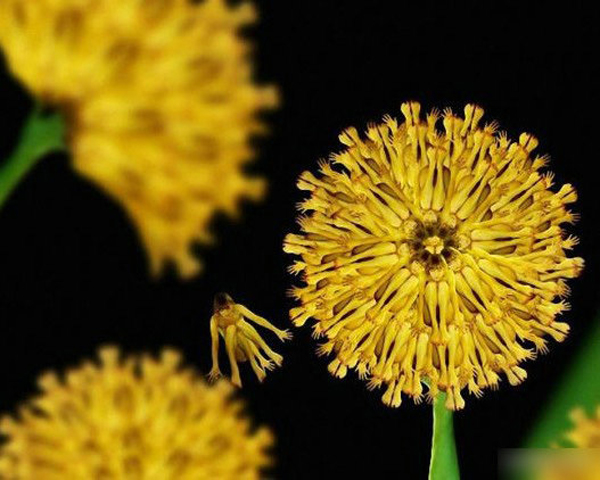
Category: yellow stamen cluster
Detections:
[
  {"x1": 284, "y1": 102, "x2": 583, "y2": 410},
  {"x1": 0, "y1": 0, "x2": 277, "y2": 277},
  {"x1": 0, "y1": 347, "x2": 273, "y2": 479},
  {"x1": 209, "y1": 293, "x2": 292, "y2": 387}
]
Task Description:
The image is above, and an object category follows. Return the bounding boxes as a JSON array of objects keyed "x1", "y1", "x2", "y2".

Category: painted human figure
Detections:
[{"x1": 208, "y1": 293, "x2": 292, "y2": 387}]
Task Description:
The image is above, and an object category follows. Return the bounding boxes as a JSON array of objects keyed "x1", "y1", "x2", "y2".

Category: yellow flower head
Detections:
[
  {"x1": 209, "y1": 293, "x2": 292, "y2": 387},
  {"x1": 0, "y1": 347, "x2": 273, "y2": 479},
  {"x1": 0, "y1": 0, "x2": 277, "y2": 277},
  {"x1": 284, "y1": 102, "x2": 583, "y2": 410},
  {"x1": 567, "y1": 407, "x2": 600, "y2": 448},
  {"x1": 536, "y1": 408, "x2": 600, "y2": 480}
]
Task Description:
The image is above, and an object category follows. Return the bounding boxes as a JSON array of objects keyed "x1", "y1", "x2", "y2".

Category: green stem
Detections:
[
  {"x1": 429, "y1": 393, "x2": 460, "y2": 480},
  {"x1": 0, "y1": 106, "x2": 66, "y2": 209},
  {"x1": 526, "y1": 315, "x2": 600, "y2": 447}
]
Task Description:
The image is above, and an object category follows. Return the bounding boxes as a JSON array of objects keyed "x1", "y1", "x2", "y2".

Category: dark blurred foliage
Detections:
[{"x1": 0, "y1": 1, "x2": 597, "y2": 479}]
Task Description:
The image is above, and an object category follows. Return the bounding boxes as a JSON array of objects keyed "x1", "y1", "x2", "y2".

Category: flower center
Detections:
[
  {"x1": 409, "y1": 221, "x2": 458, "y2": 269},
  {"x1": 423, "y1": 236, "x2": 444, "y2": 255}
]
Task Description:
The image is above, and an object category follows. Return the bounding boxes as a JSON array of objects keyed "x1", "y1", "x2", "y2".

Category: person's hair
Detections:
[{"x1": 213, "y1": 292, "x2": 233, "y2": 312}]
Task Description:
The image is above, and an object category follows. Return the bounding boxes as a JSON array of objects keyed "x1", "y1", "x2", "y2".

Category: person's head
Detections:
[{"x1": 213, "y1": 292, "x2": 234, "y2": 313}]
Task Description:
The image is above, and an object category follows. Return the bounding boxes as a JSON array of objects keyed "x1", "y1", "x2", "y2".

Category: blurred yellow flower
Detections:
[
  {"x1": 0, "y1": 347, "x2": 273, "y2": 479},
  {"x1": 0, "y1": 0, "x2": 277, "y2": 277},
  {"x1": 536, "y1": 408, "x2": 600, "y2": 480},
  {"x1": 284, "y1": 102, "x2": 583, "y2": 410},
  {"x1": 209, "y1": 293, "x2": 292, "y2": 387},
  {"x1": 567, "y1": 407, "x2": 600, "y2": 448}
]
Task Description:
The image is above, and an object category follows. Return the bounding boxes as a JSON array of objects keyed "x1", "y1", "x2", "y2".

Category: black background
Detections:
[{"x1": 0, "y1": 2, "x2": 597, "y2": 479}]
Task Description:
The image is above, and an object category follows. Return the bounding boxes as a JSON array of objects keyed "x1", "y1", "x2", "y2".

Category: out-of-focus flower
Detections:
[
  {"x1": 284, "y1": 102, "x2": 583, "y2": 410},
  {"x1": 209, "y1": 293, "x2": 292, "y2": 387},
  {"x1": 567, "y1": 407, "x2": 600, "y2": 447},
  {"x1": 0, "y1": 0, "x2": 277, "y2": 277},
  {"x1": 535, "y1": 408, "x2": 600, "y2": 480},
  {"x1": 0, "y1": 346, "x2": 273, "y2": 479}
]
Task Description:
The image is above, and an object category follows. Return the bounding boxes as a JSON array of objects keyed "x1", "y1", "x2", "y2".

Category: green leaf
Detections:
[
  {"x1": 525, "y1": 316, "x2": 600, "y2": 448},
  {"x1": 429, "y1": 393, "x2": 461, "y2": 480},
  {"x1": 0, "y1": 106, "x2": 66, "y2": 209}
]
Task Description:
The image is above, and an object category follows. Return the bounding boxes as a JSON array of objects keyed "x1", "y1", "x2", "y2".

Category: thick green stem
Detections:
[
  {"x1": 429, "y1": 393, "x2": 460, "y2": 480},
  {"x1": 526, "y1": 315, "x2": 600, "y2": 447},
  {"x1": 0, "y1": 107, "x2": 66, "y2": 209}
]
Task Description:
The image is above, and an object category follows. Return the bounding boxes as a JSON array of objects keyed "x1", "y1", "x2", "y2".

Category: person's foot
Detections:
[{"x1": 207, "y1": 369, "x2": 222, "y2": 382}]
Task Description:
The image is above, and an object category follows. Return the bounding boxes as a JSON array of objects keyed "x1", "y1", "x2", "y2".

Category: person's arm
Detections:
[
  {"x1": 236, "y1": 304, "x2": 293, "y2": 341},
  {"x1": 207, "y1": 315, "x2": 222, "y2": 381},
  {"x1": 225, "y1": 326, "x2": 242, "y2": 387}
]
